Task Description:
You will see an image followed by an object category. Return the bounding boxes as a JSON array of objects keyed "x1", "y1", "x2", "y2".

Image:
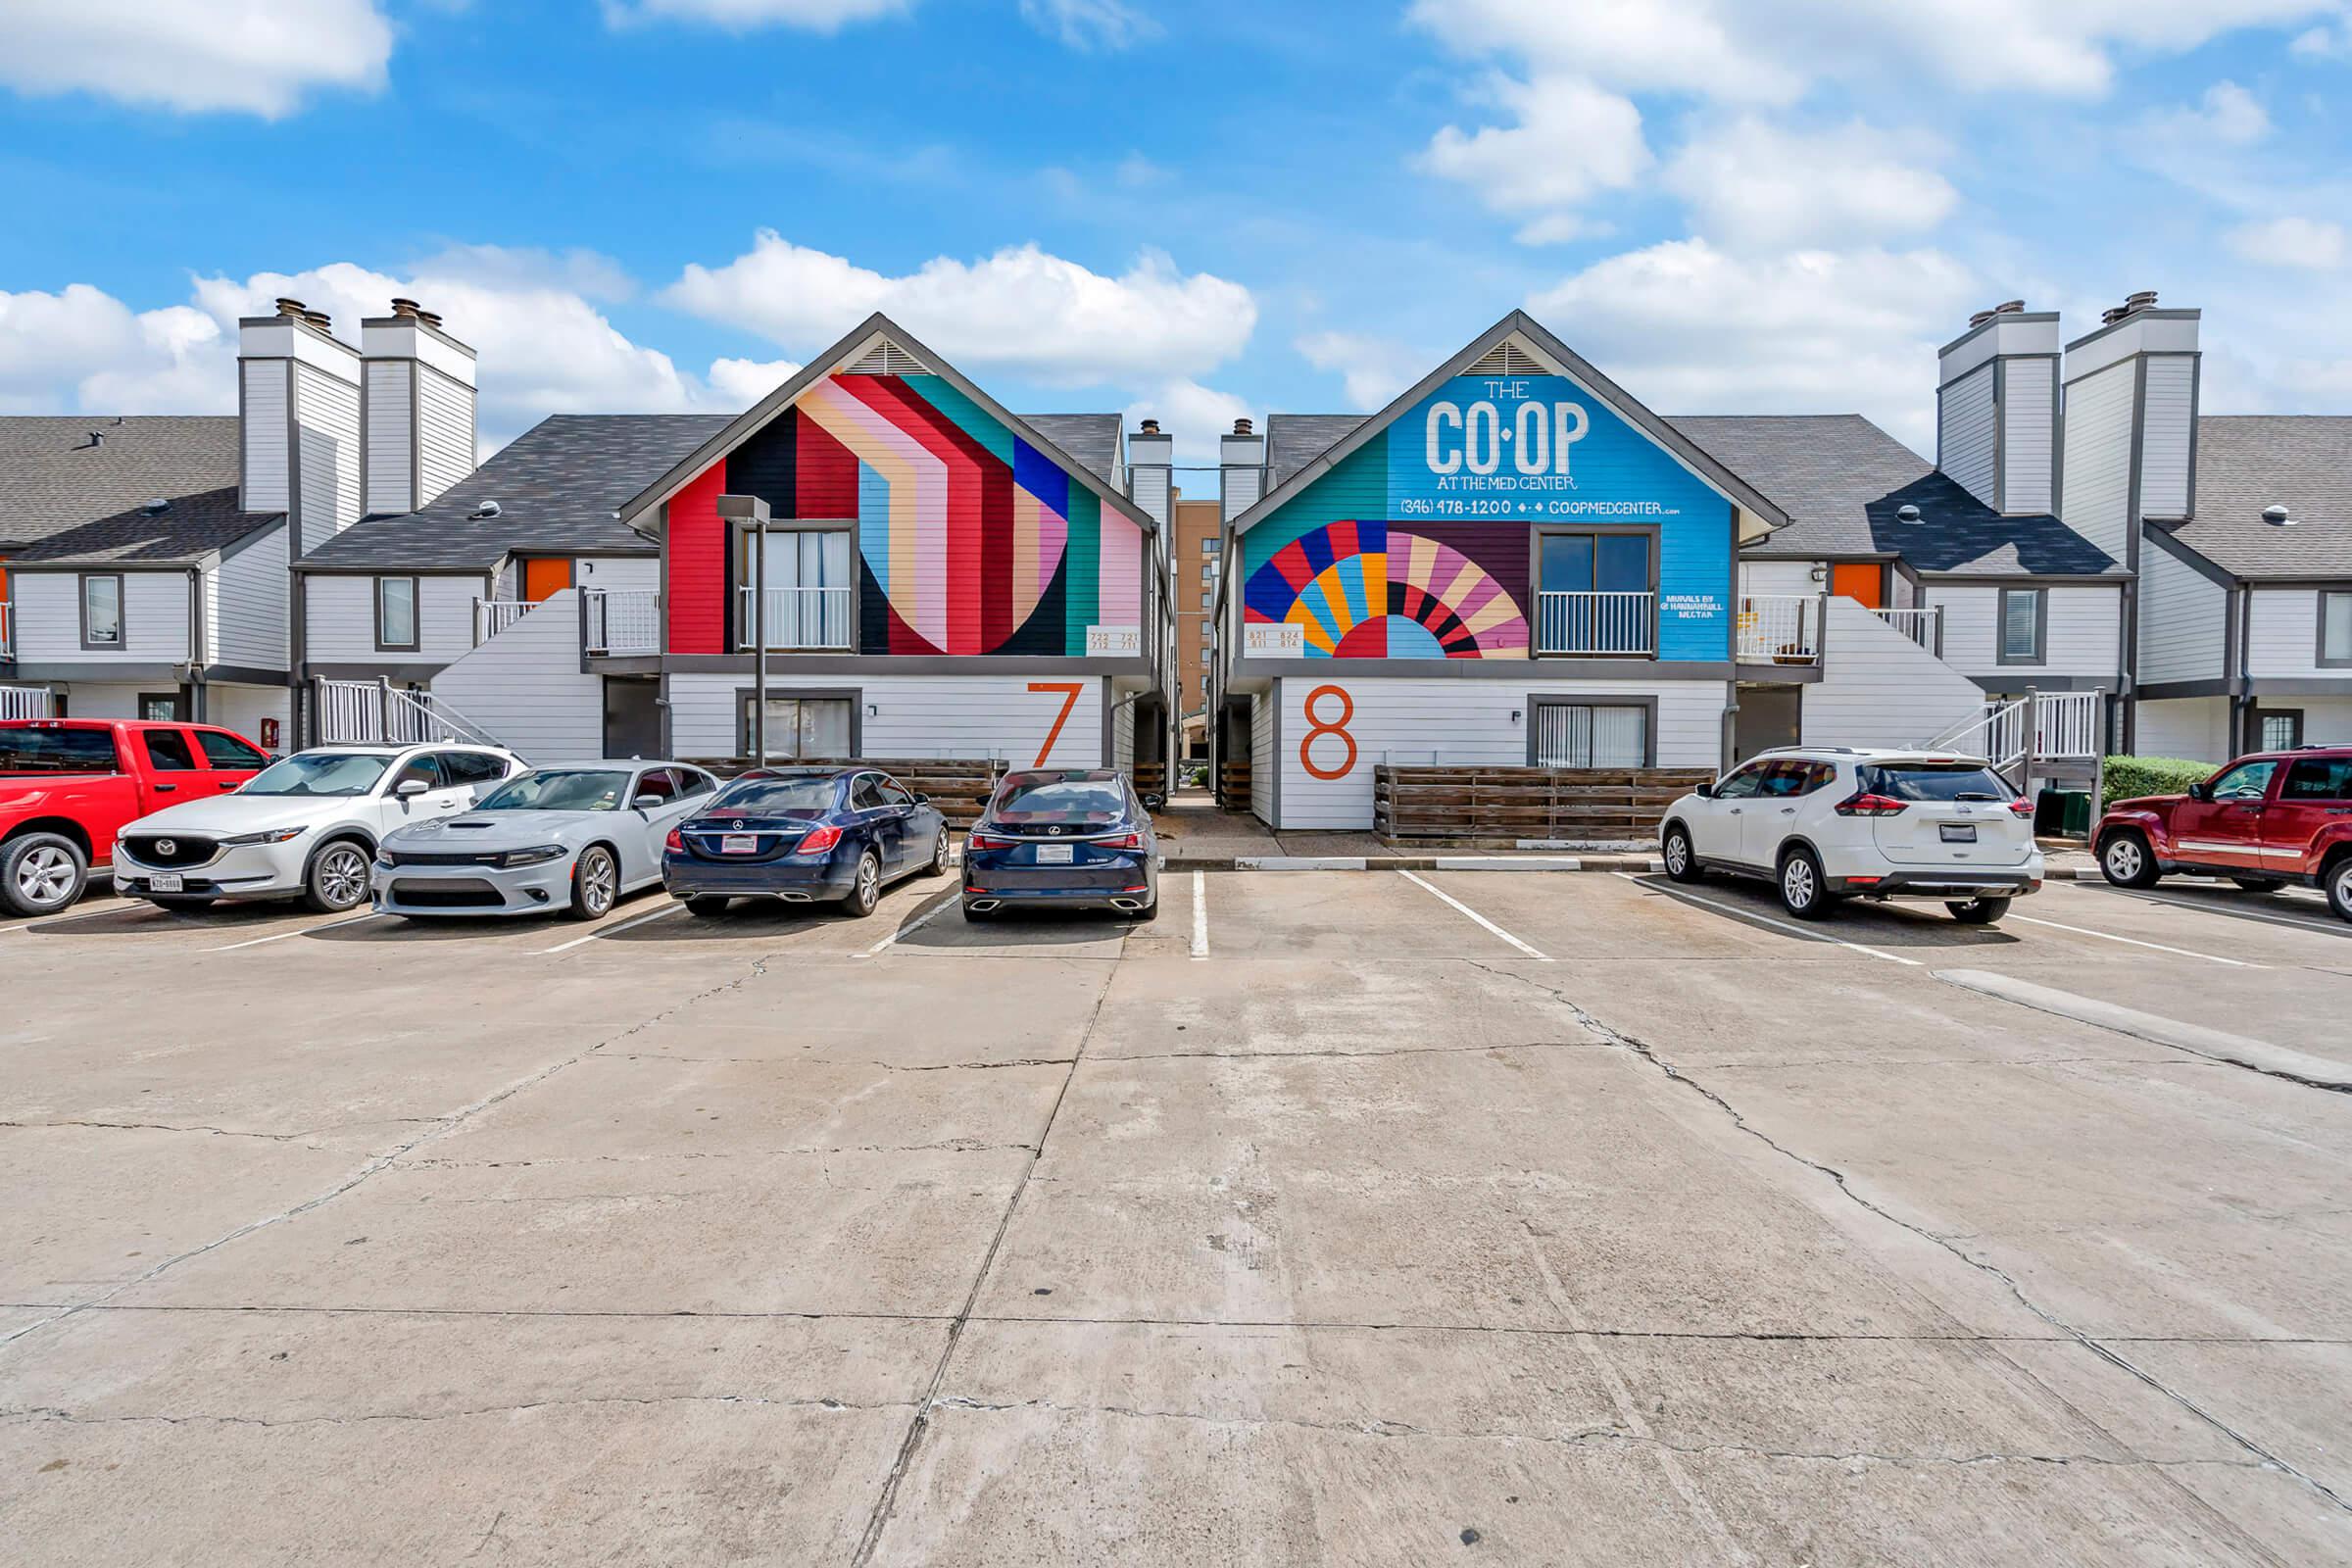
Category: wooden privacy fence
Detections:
[
  {"x1": 698, "y1": 757, "x2": 1005, "y2": 827},
  {"x1": 1218, "y1": 759, "x2": 1251, "y2": 808},
  {"x1": 1375, "y1": 764, "x2": 1716, "y2": 845}
]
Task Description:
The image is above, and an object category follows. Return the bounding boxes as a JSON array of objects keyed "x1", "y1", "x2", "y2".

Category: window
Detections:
[
  {"x1": 2207, "y1": 760, "x2": 2277, "y2": 803},
  {"x1": 992, "y1": 774, "x2": 1126, "y2": 824},
  {"x1": 388, "y1": 754, "x2": 444, "y2": 794},
  {"x1": 1200, "y1": 538, "x2": 1220, "y2": 554},
  {"x1": 1530, "y1": 701, "x2": 1649, "y2": 767},
  {"x1": 740, "y1": 694, "x2": 854, "y2": 760},
  {"x1": 1997, "y1": 588, "x2": 2045, "y2": 663},
  {"x1": 1200, "y1": 590, "x2": 1213, "y2": 609},
  {"x1": 849, "y1": 774, "x2": 890, "y2": 811},
  {"x1": 137, "y1": 693, "x2": 181, "y2": 721},
  {"x1": 0, "y1": 727, "x2": 116, "y2": 772},
  {"x1": 1535, "y1": 532, "x2": 1655, "y2": 655},
  {"x1": 440, "y1": 751, "x2": 511, "y2": 789},
  {"x1": 2321, "y1": 591, "x2": 2352, "y2": 667},
  {"x1": 479, "y1": 768, "x2": 633, "y2": 811},
  {"x1": 676, "y1": 767, "x2": 717, "y2": 799},
  {"x1": 738, "y1": 525, "x2": 853, "y2": 649},
  {"x1": 243, "y1": 752, "x2": 395, "y2": 797},
  {"x1": 1857, "y1": 762, "x2": 2013, "y2": 802},
  {"x1": 632, "y1": 767, "x2": 680, "y2": 804},
  {"x1": 1201, "y1": 563, "x2": 1216, "y2": 581},
  {"x1": 142, "y1": 730, "x2": 197, "y2": 771},
  {"x1": 2281, "y1": 758, "x2": 2352, "y2": 802},
  {"x1": 711, "y1": 774, "x2": 839, "y2": 815},
  {"x1": 196, "y1": 730, "x2": 270, "y2": 769},
  {"x1": 1711, "y1": 761, "x2": 1769, "y2": 800},
  {"x1": 2257, "y1": 710, "x2": 2304, "y2": 752},
  {"x1": 376, "y1": 576, "x2": 419, "y2": 651},
  {"x1": 1756, "y1": 759, "x2": 1836, "y2": 798},
  {"x1": 877, "y1": 777, "x2": 915, "y2": 808},
  {"x1": 80, "y1": 574, "x2": 123, "y2": 648}
]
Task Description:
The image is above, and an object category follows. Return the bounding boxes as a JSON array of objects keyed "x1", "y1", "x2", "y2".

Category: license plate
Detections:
[
  {"x1": 720, "y1": 834, "x2": 758, "y2": 855},
  {"x1": 1939, "y1": 823, "x2": 1978, "y2": 843},
  {"x1": 150, "y1": 872, "x2": 183, "y2": 892},
  {"x1": 1036, "y1": 844, "x2": 1075, "y2": 864}
]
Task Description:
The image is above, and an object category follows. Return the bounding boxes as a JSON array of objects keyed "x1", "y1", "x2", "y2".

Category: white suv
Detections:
[
  {"x1": 116, "y1": 743, "x2": 523, "y2": 913},
  {"x1": 1658, "y1": 748, "x2": 2043, "y2": 923}
]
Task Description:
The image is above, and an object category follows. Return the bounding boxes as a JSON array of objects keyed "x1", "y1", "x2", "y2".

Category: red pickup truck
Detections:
[
  {"x1": 2095, "y1": 745, "x2": 2352, "y2": 922},
  {"x1": 0, "y1": 718, "x2": 274, "y2": 917}
]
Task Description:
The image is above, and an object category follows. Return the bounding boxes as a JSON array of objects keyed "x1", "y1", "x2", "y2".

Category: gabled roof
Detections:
[
  {"x1": 1266, "y1": 415, "x2": 1366, "y2": 490},
  {"x1": 1232, "y1": 311, "x2": 1790, "y2": 535},
  {"x1": 618, "y1": 314, "x2": 1155, "y2": 533},
  {"x1": 0, "y1": 416, "x2": 278, "y2": 560},
  {"x1": 1673, "y1": 414, "x2": 2121, "y2": 576},
  {"x1": 2163, "y1": 415, "x2": 2352, "y2": 580},
  {"x1": 1021, "y1": 415, "x2": 1123, "y2": 490}
]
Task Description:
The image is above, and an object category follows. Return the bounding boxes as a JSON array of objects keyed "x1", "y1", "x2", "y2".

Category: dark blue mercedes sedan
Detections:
[
  {"x1": 961, "y1": 768, "x2": 1159, "y2": 921},
  {"x1": 662, "y1": 766, "x2": 949, "y2": 919}
]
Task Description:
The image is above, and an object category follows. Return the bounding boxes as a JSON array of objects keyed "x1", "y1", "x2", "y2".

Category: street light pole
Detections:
[{"x1": 715, "y1": 494, "x2": 773, "y2": 765}]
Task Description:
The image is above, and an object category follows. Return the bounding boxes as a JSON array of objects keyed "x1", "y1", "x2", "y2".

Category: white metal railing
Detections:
[
  {"x1": 0, "y1": 600, "x2": 13, "y2": 659},
  {"x1": 1735, "y1": 594, "x2": 1819, "y2": 663},
  {"x1": 2032, "y1": 690, "x2": 2102, "y2": 760},
  {"x1": 1535, "y1": 591, "x2": 1654, "y2": 656},
  {"x1": 584, "y1": 589, "x2": 661, "y2": 656},
  {"x1": 0, "y1": 684, "x2": 52, "y2": 720},
  {"x1": 473, "y1": 598, "x2": 531, "y2": 645},
  {"x1": 1871, "y1": 606, "x2": 1941, "y2": 651},
  {"x1": 1922, "y1": 696, "x2": 2031, "y2": 769},
  {"x1": 315, "y1": 677, "x2": 509, "y2": 753},
  {"x1": 1919, "y1": 690, "x2": 2100, "y2": 770},
  {"x1": 737, "y1": 585, "x2": 852, "y2": 651}
]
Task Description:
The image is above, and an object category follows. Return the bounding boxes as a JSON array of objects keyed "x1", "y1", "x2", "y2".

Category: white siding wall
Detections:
[
  {"x1": 13, "y1": 571, "x2": 190, "y2": 661},
  {"x1": 207, "y1": 525, "x2": 289, "y2": 669},
  {"x1": 1740, "y1": 560, "x2": 1819, "y2": 596},
  {"x1": 2001, "y1": 360, "x2": 2056, "y2": 514},
  {"x1": 429, "y1": 591, "x2": 600, "y2": 763},
  {"x1": 666, "y1": 673, "x2": 1107, "y2": 766},
  {"x1": 1805, "y1": 596, "x2": 1986, "y2": 750},
  {"x1": 1267, "y1": 676, "x2": 1723, "y2": 831},
  {"x1": 2136, "y1": 543, "x2": 2227, "y2": 684},
  {"x1": 294, "y1": 360, "x2": 362, "y2": 550},
  {"x1": 2246, "y1": 588, "x2": 2347, "y2": 678},
  {"x1": 2138, "y1": 356, "x2": 2197, "y2": 518},
  {"x1": 1112, "y1": 689, "x2": 1136, "y2": 772},
  {"x1": 364, "y1": 361, "x2": 414, "y2": 515},
  {"x1": 1938, "y1": 363, "x2": 1997, "y2": 509},
  {"x1": 1250, "y1": 690, "x2": 1273, "y2": 824},
  {"x1": 206, "y1": 682, "x2": 291, "y2": 746},
  {"x1": 52, "y1": 682, "x2": 152, "y2": 719},
  {"x1": 304, "y1": 573, "x2": 488, "y2": 664},
  {"x1": 2291, "y1": 697, "x2": 2352, "y2": 747},
  {"x1": 1924, "y1": 584, "x2": 2120, "y2": 679},
  {"x1": 416, "y1": 366, "x2": 476, "y2": 509},
  {"x1": 2133, "y1": 697, "x2": 2230, "y2": 763},
  {"x1": 576, "y1": 557, "x2": 659, "y2": 593},
  {"x1": 242, "y1": 360, "x2": 290, "y2": 513},
  {"x1": 2059, "y1": 360, "x2": 2135, "y2": 564}
]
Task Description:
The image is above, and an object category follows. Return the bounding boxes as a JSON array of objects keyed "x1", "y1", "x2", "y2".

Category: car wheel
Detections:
[
  {"x1": 919, "y1": 827, "x2": 950, "y2": 878},
  {"x1": 2327, "y1": 858, "x2": 2352, "y2": 925},
  {"x1": 683, "y1": 895, "x2": 730, "y2": 918},
  {"x1": 2099, "y1": 830, "x2": 2159, "y2": 889},
  {"x1": 1, "y1": 832, "x2": 86, "y2": 917},
  {"x1": 566, "y1": 847, "x2": 616, "y2": 921},
  {"x1": 839, "y1": 852, "x2": 881, "y2": 918},
  {"x1": 302, "y1": 840, "x2": 373, "y2": 913},
  {"x1": 1778, "y1": 847, "x2": 1834, "y2": 920},
  {"x1": 1946, "y1": 897, "x2": 2012, "y2": 925},
  {"x1": 1661, "y1": 823, "x2": 1702, "y2": 883},
  {"x1": 2228, "y1": 875, "x2": 2285, "y2": 894},
  {"x1": 1134, "y1": 895, "x2": 1160, "y2": 922},
  {"x1": 150, "y1": 896, "x2": 218, "y2": 912}
]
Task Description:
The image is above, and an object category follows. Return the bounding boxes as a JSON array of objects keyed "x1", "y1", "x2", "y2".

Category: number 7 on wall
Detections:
[{"x1": 1027, "y1": 681, "x2": 1085, "y2": 767}]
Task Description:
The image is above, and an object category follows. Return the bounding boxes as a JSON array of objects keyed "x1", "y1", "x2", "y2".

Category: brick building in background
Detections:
[{"x1": 1174, "y1": 492, "x2": 1220, "y2": 760}]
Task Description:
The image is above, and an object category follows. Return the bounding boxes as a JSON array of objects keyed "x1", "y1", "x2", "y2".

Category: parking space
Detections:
[{"x1": 6, "y1": 868, "x2": 2350, "y2": 1564}]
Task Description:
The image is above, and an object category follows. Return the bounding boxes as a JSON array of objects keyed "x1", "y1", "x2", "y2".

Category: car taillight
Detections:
[
  {"x1": 2008, "y1": 798, "x2": 2034, "y2": 817},
  {"x1": 1098, "y1": 832, "x2": 1143, "y2": 849},
  {"x1": 967, "y1": 831, "x2": 1011, "y2": 850},
  {"x1": 797, "y1": 823, "x2": 842, "y2": 855},
  {"x1": 663, "y1": 828, "x2": 684, "y2": 853},
  {"x1": 1834, "y1": 792, "x2": 1908, "y2": 817}
]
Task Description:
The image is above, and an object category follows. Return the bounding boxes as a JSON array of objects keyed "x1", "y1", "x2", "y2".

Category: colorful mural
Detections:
[{"x1": 1243, "y1": 520, "x2": 1529, "y2": 658}]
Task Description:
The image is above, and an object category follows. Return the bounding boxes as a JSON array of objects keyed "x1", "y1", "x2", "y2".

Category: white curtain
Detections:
[{"x1": 1534, "y1": 704, "x2": 1647, "y2": 767}]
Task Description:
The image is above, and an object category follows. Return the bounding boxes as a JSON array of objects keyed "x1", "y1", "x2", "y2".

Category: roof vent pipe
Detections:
[
  {"x1": 389, "y1": 297, "x2": 421, "y2": 318},
  {"x1": 1139, "y1": 418, "x2": 1160, "y2": 434},
  {"x1": 274, "y1": 296, "x2": 308, "y2": 319},
  {"x1": 1993, "y1": 299, "x2": 2025, "y2": 314},
  {"x1": 2264, "y1": 504, "x2": 2294, "y2": 526},
  {"x1": 302, "y1": 310, "x2": 333, "y2": 333},
  {"x1": 468, "y1": 499, "x2": 503, "y2": 520},
  {"x1": 1232, "y1": 417, "x2": 1253, "y2": 436},
  {"x1": 142, "y1": 497, "x2": 170, "y2": 514},
  {"x1": 1896, "y1": 504, "x2": 1924, "y2": 524},
  {"x1": 2125, "y1": 289, "x2": 2159, "y2": 312}
]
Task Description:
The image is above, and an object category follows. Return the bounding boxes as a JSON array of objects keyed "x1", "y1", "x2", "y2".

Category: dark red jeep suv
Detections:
[{"x1": 2094, "y1": 747, "x2": 2352, "y2": 921}]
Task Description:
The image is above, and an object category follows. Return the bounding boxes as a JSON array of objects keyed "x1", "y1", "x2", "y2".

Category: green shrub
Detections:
[{"x1": 2100, "y1": 755, "x2": 2215, "y2": 809}]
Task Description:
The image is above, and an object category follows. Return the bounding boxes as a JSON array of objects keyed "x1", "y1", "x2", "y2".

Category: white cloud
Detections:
[
  {"x1": 1297, "y1": 331, "x2": 1426, "y2": 409},
  {"x1": 1019, "y1": 0, "x2": 1160, "y2": 50},
  {"x1": 604, "y1": 0, "x2": 908, "y2": 28},
  {"x1": 2145, "y1": 79, "x2": 2272, "y2": 147},
  {"x1": 1418, "y1": 73, "x2": 1650, "y2": 232},
  {"x1": 1122, "y1": 380, "x2": 1254, "y2": 466},
  {"x1": 661, "y1": 231, "x2": 1256, "y2": 385},
  {"x1": 1527, "y1": 238, "x2": 1980, "y2": 450},
  {"x1": 708, "y1": 357, "x2": 807, "y2": 404},
  {"x1": 2224, "y1": 216, "x2": 2349, "y2": 270},
  {"x1": 0, "y1": 0, "x2": 392, "y2": 118},
  {"x1": 1664, "y1": 119, "x2": 1957, "y2": 248}
]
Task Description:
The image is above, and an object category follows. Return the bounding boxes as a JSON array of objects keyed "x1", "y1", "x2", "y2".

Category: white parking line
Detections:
[
  {"x1": 854, "y1": 890, "x2": 959, "y2": 958},
  {"x1": 2003, "y1": 912, "x2": 2264, "y2": 967},
  {"x1": 1190, "y1": 870, "x2": 1209, "y2": 960},
  {"x1": 1398, "y1": 869, "x2": 1551, "y2": 961},
  {"x1": 204, "y1": 912, "x2": 392, "y2": 952},
  {"x1": 1611, "y1": 872, "x2": 1924, "y2": 967},
  {"x1": 537, "y1": 900, "x2": 684, "y2": 954},
  {"x1": 2061, "y1": 881, "x2": 2349, "y2": 939}
]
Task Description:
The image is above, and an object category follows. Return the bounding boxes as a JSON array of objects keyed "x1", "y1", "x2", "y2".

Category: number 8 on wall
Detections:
[{"x1": 1298, "y1": 684, "x2": 1356, "y2": 781}]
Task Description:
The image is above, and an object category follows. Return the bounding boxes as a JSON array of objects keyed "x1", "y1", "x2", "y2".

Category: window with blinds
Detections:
[{"x1": 1532, "y1": 702, "x2": 1648, "y2": 768}]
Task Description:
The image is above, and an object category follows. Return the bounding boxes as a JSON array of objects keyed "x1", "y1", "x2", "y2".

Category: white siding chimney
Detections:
[
  {"x1": 1126, "y1": 418, "x2": 1173, "y2": 530},
  {"x1": 361, "y1": 299, "x2": 478, "y2": 515},
  {"x1": 2059, "y1": 294, "x2": 2201, "y2": 567},
  {"x1": 1218, "y1": 417, "x2": 1265, "y2": 522},
  {"x1": 1936, "y1": 303, "x2": 2059, "y2": 515},
  {"x1": 239, "y1": 298, "x2": 362, "y2": 553}
]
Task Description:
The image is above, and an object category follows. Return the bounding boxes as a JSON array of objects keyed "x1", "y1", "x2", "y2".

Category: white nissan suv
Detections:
[
  {"x1": 115, "y1": 743, "x2": 522, "y2": 913},
  {"x1": 1658, "y1": 748, "x2": 2043, "y2": 923}
]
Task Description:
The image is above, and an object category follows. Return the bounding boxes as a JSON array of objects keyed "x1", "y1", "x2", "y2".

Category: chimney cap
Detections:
[
  {"x1": 274, "y1": 296, "x2": 308, "y2": 318},
  {"x1": 389, "y1": 297, "x2": 421, "y2": 318},
  {"x1": 416, "y1": 309, "x2": 443, "y2": 328},
  {"x1": 1993, "y1": 299, "x2": 2025, "y2": 315},
  {"x1": 1138, "y1": 418, "x2": 1161, "y2": 434},
  {"x1": 2125, "y1": 289, "x2": 2159, "y2": 310},
  {"x1": 1968, "y1": 310, "x2": 1995, "y2": 328},
  {"x1": 1231, "y1": 416, "x2": 1254, "y2": 436}
]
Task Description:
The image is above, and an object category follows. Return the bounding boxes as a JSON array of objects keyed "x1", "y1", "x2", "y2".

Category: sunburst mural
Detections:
[{"x1": 1243, "y1": 520, "x2": 1529, "y2": 658}]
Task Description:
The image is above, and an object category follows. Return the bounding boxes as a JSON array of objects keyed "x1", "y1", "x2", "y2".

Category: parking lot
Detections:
[{"x1": 4, "y1": 866, "x2": 2350, "y2": 1565}]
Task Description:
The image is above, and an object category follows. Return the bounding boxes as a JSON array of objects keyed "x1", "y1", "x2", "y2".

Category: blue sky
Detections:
[{"x1": 3, "y1": 0, "x2": 2348, "y2": 463}]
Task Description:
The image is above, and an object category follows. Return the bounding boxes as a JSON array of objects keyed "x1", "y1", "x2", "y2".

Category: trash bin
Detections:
[{"x1": 2035, "y1": 789, "x2": 2092, "y2": 838}]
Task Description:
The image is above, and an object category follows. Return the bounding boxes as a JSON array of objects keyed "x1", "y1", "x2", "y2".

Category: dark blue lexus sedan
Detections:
[
  {"x1": 961, "y1": 768, "x2": 1159, "y2": 921},
  {"x1": 662, "y1": 766, "x2": 949, "y2": 918}
]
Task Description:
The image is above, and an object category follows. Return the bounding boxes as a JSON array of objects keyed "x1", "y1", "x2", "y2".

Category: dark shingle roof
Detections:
[
  {"x1": 1266, "y1": 415, "x2": 1366, "y2": 489},
  {"x1": 1669, "y1": 414, "x2": 2121, "y2": 576},
  {"x1": 1021, "y1": 415, "x2": 1122, "y2": 488},
  {"x1": 297, "y1": 415, "x2": 732, "y2": 571},
  {"x1": 0, "y1": 416, "x2": 279, "y2": 562},
  {"x1": 2168, "y1": 416, "x2": 2352, "y2": 578}
]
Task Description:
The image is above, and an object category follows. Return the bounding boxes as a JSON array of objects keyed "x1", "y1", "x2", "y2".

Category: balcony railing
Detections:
[
  {"x1": 1535, "y1": 591, "x2": 1654, "y2": 656},
  {"x1": 1735, "y1": 594, "x2": 1819, "y2": 664},
  {"x1": 584, "y1": 589, "x2": 661, "y2": 657},
  {"x1": 1871, "y1": 606, "x2": 1941, "y2": 652},
  {"x1": 473, "y1": 598, "x2": 531, "y2": 645},
  {"x1": 737, "y1": 585, "x2": 853, "y2": 651}
]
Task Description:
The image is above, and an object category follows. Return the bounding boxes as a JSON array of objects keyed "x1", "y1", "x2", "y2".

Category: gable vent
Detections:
[
  {"x1": 1466, "y1": 339, "x2": 1544, "y2": 377},
  {"x1": 841, "y1": 336, "x2": 933, "y2": 377}
]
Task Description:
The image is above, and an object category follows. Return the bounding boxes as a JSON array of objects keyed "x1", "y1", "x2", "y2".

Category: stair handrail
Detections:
[
  {"x1": 1919, "y1": 695, "x2": 2031, "y2": 768},
  {"x1": 380, "y1": 682, "x2": 508, "y2": 753}
]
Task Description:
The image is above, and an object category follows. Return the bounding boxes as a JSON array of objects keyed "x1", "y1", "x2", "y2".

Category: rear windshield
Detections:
[
  {"x1": 242, "y1": 752, "x2": 395, "y2": 797},
  {"x1": 0, "y1": 728, "x2": 119, "y2": 774},
  {"x1": 477, "y1": 769, "x2": 632, "y2": 812},
  {"x1": 708, "y1": 777, "x2": 838, "y2": 817},
  {"x1": 993, "y1": 776, "x2": 1128, "y2": 825},
  {"x1": 1860, "y1": 763, "x2": 2012, "y2": 803}
]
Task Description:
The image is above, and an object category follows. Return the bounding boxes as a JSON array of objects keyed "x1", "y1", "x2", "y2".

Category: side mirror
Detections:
[
  {"x1": 632, "y1": 794, "x2": 664, "y2": 809},
  {"x1": 2186, "y1": 782, "x2": 2213, "y2": 803},
  {"x1": 396, "y1": 778, "x2": 428, "y2": 798},
  {"x1": 1693, "y1": 781, "x2": 1715, "y2": 799},
  {"x1": 912, "y1": 793, "x2": 931, "y2": 806}
]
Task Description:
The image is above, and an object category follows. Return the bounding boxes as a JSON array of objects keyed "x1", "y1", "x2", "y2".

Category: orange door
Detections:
[
  {"x1": 1829, "y1": 564, "x2": 1885, "y2": 609},
  {"x1": 521, "y1": 559, "x2": 573, "y2": 603}
]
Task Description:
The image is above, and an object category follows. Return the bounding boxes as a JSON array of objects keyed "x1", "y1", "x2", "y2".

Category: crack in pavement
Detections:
[
  {"x1": 398, "y1": 1140, "x2": 1042, "y2": 1170},
  {"x1": 1462, "y1": 958, "x2": 2352, "y2": 1523},
  {"x1": 1, "y1": 1392, "x2": 915, "y2": 1429}
]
